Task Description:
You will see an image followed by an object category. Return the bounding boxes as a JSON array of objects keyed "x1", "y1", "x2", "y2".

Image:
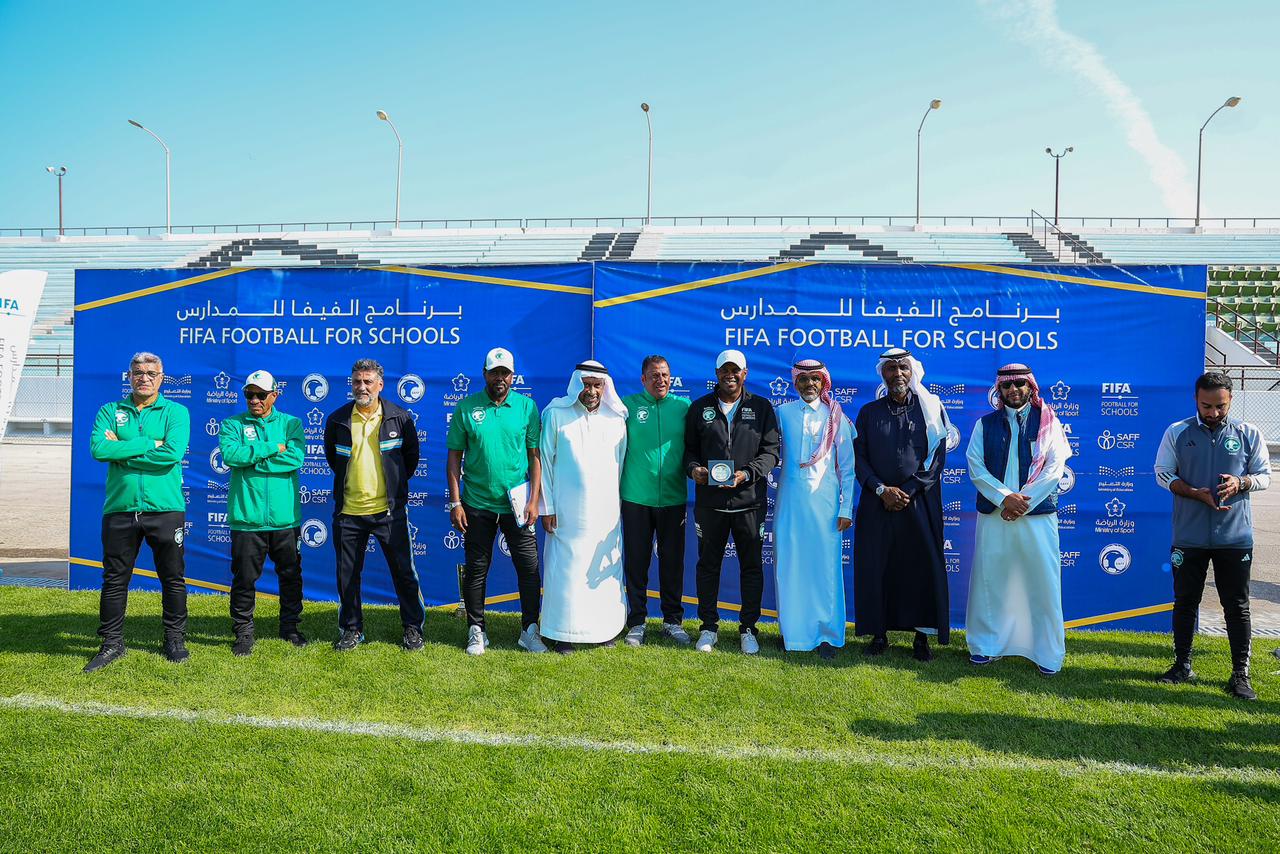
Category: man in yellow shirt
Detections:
[{"x1": 323, "y1": 358, "x2": 425, "y2": 651}]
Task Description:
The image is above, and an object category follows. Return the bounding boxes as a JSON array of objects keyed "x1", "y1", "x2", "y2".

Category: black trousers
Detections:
[
  {"x1": 1172, "y1": 546, "x2": 1252, "y2": 671},
  {"x1": 461, "y1": 503, "x2": 541, "y2": 631},
  {"x1": 333, "y1": 512, "x2": 425, "y2": 633},
  {"x1": 99, "y1": 511, "x2": 187, "y2": 644},
  {"x1": 621, "y1": 500, "x2": 687, "y2": 627},
  {"x1": 231, "y1": 528, "x2": 303, "y2": 636},
  {"x1": 694, "y1": 506, "x2": 764, "y2": 635}
]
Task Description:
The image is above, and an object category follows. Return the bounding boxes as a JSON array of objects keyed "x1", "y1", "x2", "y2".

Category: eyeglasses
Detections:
[
  {"x1": 130, "y1": 370, "x2": 161, "y2": 380},
  {"x1": 245, "y1": 390, "x2": 272, "y2": 401},
  {"x1": 999, "y1": 379, "x2": 1029, "y2": 390}
]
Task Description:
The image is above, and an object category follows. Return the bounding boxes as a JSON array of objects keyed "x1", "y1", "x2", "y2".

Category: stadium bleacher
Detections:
[{"x1": 6, "y1": 222, "x2": 1280, "y2": 437}]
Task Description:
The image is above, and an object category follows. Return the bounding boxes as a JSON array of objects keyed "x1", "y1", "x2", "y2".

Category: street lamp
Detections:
[
  {"x1": 641, "y1": 102, "x2": 653, "y2": 226},
  {"x1": 127, "y1": 119, "x2": 171, "y2": 234},
  {"x1": 1044, "y1": 147, "x2": 1073, "y2": 226},
  {"x1": 916, "y1": 99, "x2": 942, "y2": 226},
  {"x1": 376, "y1": 109, "x2": 403, "y2": 229},
  {"x1": 45, "y1": 166, "x2": 67, "y2": 236},
  {"x1": 1196, "y1": 96, "x2": 1241, "y2": 227}
]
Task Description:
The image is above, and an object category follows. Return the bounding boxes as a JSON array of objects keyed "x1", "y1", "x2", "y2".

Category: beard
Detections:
[{"x1": 800, "y1": 390, "x2": 820, "y2": 402}]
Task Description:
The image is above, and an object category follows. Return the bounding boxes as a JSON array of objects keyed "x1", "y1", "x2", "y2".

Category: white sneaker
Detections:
[
  {"x1": 740, "y1": 632, "x2": 760, "y2": 655},
  {"x1": 518, "y1": 623, "x2": 549, "y2": 653},
  {"x1": 624, "y1": 625, "x2": 646, "y2": 648},
  {"x1": 465, "y1": 625, "x2": 486, "y2": 656},
  {"x1": 695, "y1": 630, "x2": 718, "y2": 653},
  {"x1": 661, "y1": 622, "x2": 692, "y2": 645}
]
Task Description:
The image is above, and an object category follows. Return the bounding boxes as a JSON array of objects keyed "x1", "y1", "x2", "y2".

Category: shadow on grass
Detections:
[{"x1": 850, "y1": 711, "x2": 1280, "y2": 773}]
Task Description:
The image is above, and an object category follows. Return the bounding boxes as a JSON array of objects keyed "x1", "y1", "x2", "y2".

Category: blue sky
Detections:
[{"x1": 1, "y1": 0, "x2": 1276, "y2": 228}]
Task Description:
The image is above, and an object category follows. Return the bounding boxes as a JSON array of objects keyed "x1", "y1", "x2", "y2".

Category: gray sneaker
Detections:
[
  {"x1": 624, "y1": 625, "x2": 646, "y2": 648},
  {"x1": 661, "y1": 622, "x2": 692, "y2": 645},
  {"x1": 465, "y1": 625, "x2": 486, "y2": 656},
  {"x1": 518, "y1": 622, "x2": 549, "y2": 654},
  {"x1": 740, "y1": 632, "x2": 760, "y2": 655},
  {"x1": 695, "y1": 629, "x2": 718, "y2": 653}
]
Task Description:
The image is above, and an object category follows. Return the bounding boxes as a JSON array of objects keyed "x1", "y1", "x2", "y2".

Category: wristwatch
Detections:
[
  {"x1": 875, "y1": 484, "x2": 887, "y2": 497},
  {"x1": 446, "y1": 501, "x2": 463, "y2": 511}
]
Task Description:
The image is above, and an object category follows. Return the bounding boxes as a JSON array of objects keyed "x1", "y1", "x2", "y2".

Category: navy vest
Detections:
[{"x1": 975, "y1": 406, "x2": 1058, "y2": 516}]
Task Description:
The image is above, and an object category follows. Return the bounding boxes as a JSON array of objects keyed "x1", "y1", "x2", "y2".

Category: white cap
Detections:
[
  {"x1": 484, "y1": 347, "x2": 515, "y2": 372},
  {"x1": 243, "y1": 369, "x2": 277, "y2": 391},
  {"x1": 715, "y1": 349, "x2": 747, "y2": 370}
]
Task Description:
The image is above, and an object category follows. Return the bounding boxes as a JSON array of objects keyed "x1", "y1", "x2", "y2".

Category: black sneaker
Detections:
[
  {"x1": 163, "y1": 638, "x2": 190, "y2": 664},
  {"x1": 1227, "y1": 671, "x2": 1257, "y2": 701},
  {"x1": 334, "y1": 629, "x2": 363, "y2": 652},
  {"x1": 281, "y1": 630, "x2": 308, "y2": 647},
  {"x1": 402, "y1": 627, "x2": 425, "y2": 651},
  {"x1": 232, "y1": 633, "x2": 255, "y2": 657},
  {"x1": 83, "y1": 642, "x2": 126, "y2": 673},
  {"x1": 1158, "y1": 661, "x2": 1196, "y2": 684},
  {"x1": 864, "y1": 636, "x2": 888, "y2": 657},
  {"x1": 554, "y1": 641, "x2": 575, "y2": 655},
  {"x1": 913, "y1": 631, "x2": 934, "y2": 662},
  {"x1": 817, "y1": 642, "x2": 837, "y2": 661}
]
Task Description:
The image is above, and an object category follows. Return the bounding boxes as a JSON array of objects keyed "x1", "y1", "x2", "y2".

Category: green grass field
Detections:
[{"x1": 1, "y1": 586, "x2": 1278, "y2": 852}]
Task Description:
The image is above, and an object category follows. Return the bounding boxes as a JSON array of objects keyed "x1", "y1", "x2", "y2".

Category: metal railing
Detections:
[
  {"x1": 1030, "y1": 209, "x2": 1108, "y2": 264},
  {"x1": 6, "y1": 214, "x2": 1280, "y2": 238}
]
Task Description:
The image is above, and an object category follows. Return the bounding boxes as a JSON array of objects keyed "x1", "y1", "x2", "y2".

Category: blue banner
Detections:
[
  {"x1": 593, "y1": 262, "x2": 1206, "y2": 631},
  {"x1": 72, "y1": 262, "x2": 1205, "y2": 631},
  {"x1": 71, "y1": 265, "x2": 593, "y2": 610}
]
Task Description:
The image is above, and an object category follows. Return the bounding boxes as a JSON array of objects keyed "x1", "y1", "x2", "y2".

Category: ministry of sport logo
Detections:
[
  {"x1": 769, "y1": 377, "x2": 790, "y2": 398},
  {"x1": 207, "y1": 371, "x2": 239, "y2": 405},
  {"x1": 209, "y1": 447, "x2": 230, "y2": 475},
  {"x1": 1047, "y1": 379, "x2": 1079, "y2": 417},
  {"x1": 302, "y1": 373, "x2": 329, "y2": 402},
  {"x1": 398, "y1": 373, "x2": 426, "y2": 404},
  {"x1": 301, "y1": 518, "x2": 329, "y2": 548},
  {"x1": 1099, "y1": 543, "x2": 1131, "y2": 575}
]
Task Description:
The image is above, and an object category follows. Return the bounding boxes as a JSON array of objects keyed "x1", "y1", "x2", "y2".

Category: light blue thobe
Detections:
[
  {"x1": 774, "y1": 399, "x2": 857, "y2": 650},
  {"x1": 965, "y1": 404, "x2": 1069, "y2": 671}
]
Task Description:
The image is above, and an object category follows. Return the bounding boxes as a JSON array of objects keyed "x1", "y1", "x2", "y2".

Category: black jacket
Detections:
[
  {"x1": 323, "y1": 397, "x2": 420, "y2": 519},
  {"x1": 683, "y1": 389, "x2": 780, "y2": 511}
]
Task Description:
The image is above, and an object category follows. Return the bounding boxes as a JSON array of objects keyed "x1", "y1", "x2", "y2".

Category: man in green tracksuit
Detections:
[
  {"x1": 85, "y1": 351, "x2": 192, "y2": 673},
  {"x1": 219, "y1": 369, "x2": 307, "y2": 656},
  {"x1": 620, "y1": 355, "x2": 693, "y2": 647}
]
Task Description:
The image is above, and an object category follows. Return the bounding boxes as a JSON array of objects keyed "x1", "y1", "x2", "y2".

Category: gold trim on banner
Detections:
[
  {"x1": 1063, "y1": 602, "x2": 1174, "y2": 629},
  {"x1": 74, "y1": 268, "x2": 251, "y2": 311},
  {"x1": 939, "y1": 263, "x2": 1207, "y2": 300},
  {"x1": 372, "y1": 265, "x2": 592, "y2": 295},
  {"x1": 594, "y1": 261, "x2": 814, "y2": 308},
  {"x1": 70, "y1": 556, "x2": 278, "y2": 600}
]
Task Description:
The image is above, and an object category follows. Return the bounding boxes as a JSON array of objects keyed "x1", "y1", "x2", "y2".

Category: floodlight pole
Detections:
[
  {"x1": 128, "y1": 119, "x2": 171, "y2": 234},
  {"x1": 915, "y1": 99, "x2": 942, "y2": 226},
  {"x1": 1196, "y1": 97, "x2": 1241, "y2": 227}
]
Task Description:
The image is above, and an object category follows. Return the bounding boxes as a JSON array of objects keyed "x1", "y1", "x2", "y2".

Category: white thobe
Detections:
[
  {"x1": 965, "y1": 404, "x2": 1070, "y2": 671},
  {"x1": 538, "y1": 401, "x2": 629, "y2": 643},
  {"x1": 774, "y1": 399, "x2": 857, "y2": 650}
]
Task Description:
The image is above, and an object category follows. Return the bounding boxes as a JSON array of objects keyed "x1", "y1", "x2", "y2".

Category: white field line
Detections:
[{"x1": 3, "y1": 693, "x2": 1278, "y2": 784}]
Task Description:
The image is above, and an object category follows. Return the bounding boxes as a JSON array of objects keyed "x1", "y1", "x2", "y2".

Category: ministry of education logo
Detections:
[
  {"x1": 301, "y1": 518, "x2": 329, "y2": 548},
  {"x1": 398, "y1": 373, "x2": 426, "y2": 404},
  {"x1": 303, "y1": 373, "x2": 329, "y2": 402},
  {"x1": 1099, "y1": 543, "x2": 1131, "y2": 575}
]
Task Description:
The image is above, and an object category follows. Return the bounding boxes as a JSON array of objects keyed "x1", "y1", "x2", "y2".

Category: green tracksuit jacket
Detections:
[
  {"x1": 219, "y1": 409, "x2": 306, "y2": 531},
  {"x1": 90, "y1": 394, "x2": 191, "y2": 514}
]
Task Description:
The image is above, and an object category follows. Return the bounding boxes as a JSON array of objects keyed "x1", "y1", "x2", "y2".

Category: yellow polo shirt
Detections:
[{"x1": 343, "y1": 404, "x2": 388, "y2": 516}]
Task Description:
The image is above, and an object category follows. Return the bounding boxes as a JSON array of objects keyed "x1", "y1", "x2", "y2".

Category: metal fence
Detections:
[
  {"x1": 7, "y1": 214, "x2": 1280, "y2": 238},
  {"x1": 6, "y1": 354, "x2": 72, "y2": 442}
]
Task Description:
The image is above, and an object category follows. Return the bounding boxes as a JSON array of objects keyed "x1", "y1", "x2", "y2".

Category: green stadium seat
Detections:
[
  {"x1": 1240, "y1": 284, "x2": 1258, "y2": 298},
  {"x1": 1264, "y1": 269, "x2": 1280, "y2": 281},
  {"x1": 1208, "y1": 282, "x2": 1224, "y2": 296},
  {"x1": 1247, "y1": 269, "x2": 1264, "y2": 281},
  {"x1": 1231, "y1": 269, "x2": 1248, "y2": 280},
  {"x1": 1221, "y1": 284, "x2": 1241, "y2": 298}
]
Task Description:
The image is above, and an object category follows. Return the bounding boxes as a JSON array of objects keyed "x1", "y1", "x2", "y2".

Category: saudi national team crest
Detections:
[
  {"x1": 173, "y1": 528, "x2": 184, "y2": 546},
  {"x1": 244, "y1": 425, "x2": 258, "y2": 440},
  {"x1": 471, "y1": 407, "x2": 487, "y2": 424},
  {"x1": 1223, "y1": 436, "x2": 1242, "y2": 453},
  {"x1": 637, "y1": 408, "x2": 650, "y2": 423},
  {"x1": 702, "y1": 407, "x2": 715, "y2": 422},
  {"x1": 1171, "y1": 548, "x2": 1184, "y2": 568}
]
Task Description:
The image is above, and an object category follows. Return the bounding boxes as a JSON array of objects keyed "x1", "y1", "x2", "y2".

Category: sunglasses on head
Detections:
[
  {"x1": 999, "y1": 379, "x2": 1029, "y2": 390},
  {"x1": 245, "y1": 390, "x2": 272, "y2": 401}
]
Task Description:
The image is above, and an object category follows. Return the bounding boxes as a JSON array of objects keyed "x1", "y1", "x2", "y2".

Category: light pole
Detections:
[
  {"x1": 915, "y1": 99, "x2": 942, "y2": 226},
  {"x1": 1196, "y1": 96, "x2": 1241, "y2": 227},
  {"x1": 640, "y1": 103, "x2": 653, "y2": 226},
  {"x1": 1044, "y1": 147, "x2": 1073, "y2": 225},
  {"x1": 376, "y1": 110, "x2": 403, "y2": 229},
  {"x1": 127, "y1": 119, "x2": 171, "y2": 234},
  {"x1": 45, "y1": 166, "x2": 67, "y2": 236}
]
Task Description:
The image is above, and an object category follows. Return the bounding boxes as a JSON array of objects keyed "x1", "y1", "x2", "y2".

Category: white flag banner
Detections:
[{"x1": 0, "y1": 270, "x2": 48, "y2": 437}]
